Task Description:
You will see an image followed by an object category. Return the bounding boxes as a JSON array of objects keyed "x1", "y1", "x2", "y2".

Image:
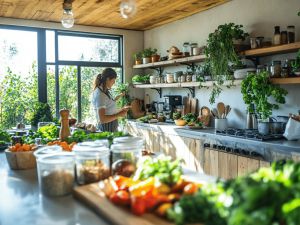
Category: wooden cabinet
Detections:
[{"x1": 203, "y1": 147, "x2": 270, "y2": 179}]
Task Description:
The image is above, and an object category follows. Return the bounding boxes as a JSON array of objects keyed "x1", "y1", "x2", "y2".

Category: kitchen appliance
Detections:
[
  {"x1": 216, "y1": 128, "x2": 284, "y2": 141},
  {"x1": 163, "y1": 95, "x2": 182, "y2": 122}
]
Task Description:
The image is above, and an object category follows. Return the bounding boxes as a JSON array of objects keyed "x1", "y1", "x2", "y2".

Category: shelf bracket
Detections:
[
  {"x1": 183, "y1": 87, "x2": 195, "y2": 98},
  {"x1": 152, "y1": 67, "x2": 164, "y2": 76},
  {"x1": 150, "y1": 88, "x2": 162, "y2": 98}
]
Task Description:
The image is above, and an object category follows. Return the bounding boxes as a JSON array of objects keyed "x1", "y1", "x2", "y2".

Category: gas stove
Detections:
[{"x1": 216, "y1": 128, "x2": 284, "y2": 141}]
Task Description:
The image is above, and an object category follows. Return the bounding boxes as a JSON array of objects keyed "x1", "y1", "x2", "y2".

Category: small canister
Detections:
[
  {"x1": 180, "y1": 74, "x2": 186, "y2": 82},
  {"x1": 167, "y1": 73, "x2": 174, "y2": 83},
  {"x1": 186, "y1": 74, "x2": 192, "y2": 82}
]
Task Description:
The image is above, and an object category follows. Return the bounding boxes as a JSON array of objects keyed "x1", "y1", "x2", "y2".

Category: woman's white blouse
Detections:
[{"x1": 91, "y1": 88, "x2": 117, "y2": 123}]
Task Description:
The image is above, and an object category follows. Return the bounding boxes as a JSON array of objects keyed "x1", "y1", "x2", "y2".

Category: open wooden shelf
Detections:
[
  {"x1": 133, "y1": 79, "x2": 243, "y2": 89},
  {"x1": 133, "y1": 54, "x2": 206, "y2": 69},
  {"x1": 271, "y1": 77, "x2": 300, "y2": 84},
  {"x1": 241, "y1": 42, "x2": 300, "y2": 57}
]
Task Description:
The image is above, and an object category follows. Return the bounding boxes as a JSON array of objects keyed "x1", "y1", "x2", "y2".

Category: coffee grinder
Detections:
[{"x1": 163, "y1": 95, "x2": 182, "y2": 122}]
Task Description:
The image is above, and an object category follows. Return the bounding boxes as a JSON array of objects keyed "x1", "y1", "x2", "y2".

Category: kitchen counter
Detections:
[
  {"x1": 0, "y1": 152, "x2": 110, "y2": 225},
  {"x1": 127, "y1": 120, "x2": 300, "y2": 161}
]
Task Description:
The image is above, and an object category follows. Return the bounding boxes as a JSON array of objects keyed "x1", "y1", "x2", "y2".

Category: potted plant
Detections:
[
  {"x1": 291, "y1": 50, "x2": 300, "y2": 76},
  {"x1": 204, "y1": 23, "x2": 248, "y2": 104},
  {"x1": 133, "y1": 52, "x2": 142, "y2": 65},
  {"x1": 241, "y1": 71, "x2": 288, "y2": 134},
  {"x1": 142, "y1": 48, "x2": 153, "y2": 64},
  {"x1": 151, "y1": 48, "x2": 160, "y2": 63},
  {"x1": 29, "y1": 102, "x2": 54, "y2": 130}
]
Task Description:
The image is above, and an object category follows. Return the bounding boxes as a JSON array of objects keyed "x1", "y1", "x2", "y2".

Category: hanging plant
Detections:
[
  {"x1": 204, "y1": 23, "x2": 248, "y2": 104},
  {"x1": 241, "y1": 71, "x2": 288, "y2": 120}
]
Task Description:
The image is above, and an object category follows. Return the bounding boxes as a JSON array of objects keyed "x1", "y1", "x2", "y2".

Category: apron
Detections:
[{"x1": 97, "y1": 88, "x2": 119, "y2": 132}]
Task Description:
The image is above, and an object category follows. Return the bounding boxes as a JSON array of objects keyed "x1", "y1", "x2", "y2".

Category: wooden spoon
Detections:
[
  {"x1": 225, "y1": 105, "x2": 231, "y2": 117},
  {"x1": 217, "y1": 102, "x2": 225, "y2": 119}
]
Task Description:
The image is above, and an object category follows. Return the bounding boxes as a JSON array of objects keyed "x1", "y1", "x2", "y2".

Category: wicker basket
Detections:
[{"x1": 5, "y1": 149, "x2": 36, "y2": 170}]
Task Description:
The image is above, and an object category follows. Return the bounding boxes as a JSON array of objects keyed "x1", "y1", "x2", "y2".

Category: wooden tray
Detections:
[{"x1": 73, "y1": 183, "x2": 174, "y2": 225}]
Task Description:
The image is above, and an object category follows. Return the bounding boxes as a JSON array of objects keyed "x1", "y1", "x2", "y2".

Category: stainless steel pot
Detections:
[
  {"x1": 258, "y1": 121, "x2": 270, "y2": 135},
  {"x1": 269, "y1": 121, "x2": 286, "y2": 134}
]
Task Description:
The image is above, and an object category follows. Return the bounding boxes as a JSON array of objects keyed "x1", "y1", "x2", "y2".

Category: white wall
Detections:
[
  {"x1": 0, "y1": 17, "x2": 145, "y2": 99},
  {"x1": 144, "y1": 0, "x2": 300, "y2": 128}
]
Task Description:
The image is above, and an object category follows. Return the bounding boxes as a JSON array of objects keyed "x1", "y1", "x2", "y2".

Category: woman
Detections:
[{"x1": 91, "y1": 68, "x2": 129, "y2": 132}]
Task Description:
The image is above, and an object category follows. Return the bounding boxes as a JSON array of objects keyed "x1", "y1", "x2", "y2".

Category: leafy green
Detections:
[
  {"x1": 181, "y1": 113, "x2": 197, "y2": 123},
  {"x1": 37, "y1": 124, "x2": 59, "y2": 141},
  {"x1": 167, "y1": 161, "x2": 300, "y2": 225},
  {"x1": 132, "y1": 74, "x2": 150, "y2": 84},
  {"x1": 0, "y1": 129, "x2": 11, "y2": 142},
  {"x1": 134, "y1": 155, "x2": 183, "y2": 185},
  {"x1": 241, "y1": 71, "x2": 288, "y2": 119},
  {"x1": 112, "y1": 82, "x2": 131, "y2": 108}
]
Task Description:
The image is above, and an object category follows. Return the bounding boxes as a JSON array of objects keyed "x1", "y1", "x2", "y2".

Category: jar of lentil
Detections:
[
  {"x1": 73, "y1": 144, "x2": 110, "y2": 185},
  {"x1": 270, "y1": 61, "x2": 282, "y2": 78},
  {"x1": 287, "y1": 26, "x2": 295, "y2": 43}
]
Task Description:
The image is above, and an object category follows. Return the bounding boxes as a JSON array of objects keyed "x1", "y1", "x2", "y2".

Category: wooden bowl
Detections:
[
  {"x1": 5, "y1": 149, "x2": 36, "y2": 170},
  {"x1": 174, "y1": 119, "x2": 187, "y2": 126}
]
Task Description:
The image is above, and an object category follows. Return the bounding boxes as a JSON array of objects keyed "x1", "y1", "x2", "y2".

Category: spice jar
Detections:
[
  {"x1": 273, "y1": 26, "x2": 281, "y2": 45},
  {"x1": 37, "y1": 152, "x2": 75, "y2": 196},
  {"x1": 110, "y1": 143, "x2": 142, "y2": 177},
  {"x1": 287, "y1": 26, "x2": 295, "y2": 43},
  {"x1": 182, "y1": 42, "x2": 190, "y2": 57},
  {"x1": 270, "y1": 61, "x2": 282, "y2": 77},
  {"x1": 280, "y1": 31, "x2": 288, "y2": 45},
  {"x1": 73, "y1": 144, "x2": 110, "y2": 185},
  {"x1": 186, "y1": 74, "x2": 192, "y2": 82},
  {"x1": 180, "y1": 74, "x2": 186, "y2": 82},
  {"x1": 166, "y1": 73, "x2": 174, "y2": 83}
]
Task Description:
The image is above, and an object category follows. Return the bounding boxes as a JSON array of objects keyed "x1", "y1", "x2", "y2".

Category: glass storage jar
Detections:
[
  {"x1": 110, "y1": 143, "x2": 142, "y2": 177},
  {"x1": 287, "y1": 25, "x2": 295, "y2": 43},
  {"x1": 34, "y1": 145, "x2": 63, "y2": 160},
  {"x1": 73, "y1": 145, "x2": 110, "y2": 185},
  {"x1": 182, "y1": 42, "x2": 190, "y2": 57},
  {"x1": 113, "y1": 136, "x2": 144, "y2": 146},
  {"x1": 190, "y1": 43, "x2": 198, "y2": 56},
  {"x1": 270, "y1": 61, "x2": 282, "y2": 77},
  {"x1": 37, "y1": 152, "x2": 75, "y2": 196}
]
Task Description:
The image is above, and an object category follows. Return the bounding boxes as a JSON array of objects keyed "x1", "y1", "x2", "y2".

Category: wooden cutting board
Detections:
[
  {"x1": 73, "y1": 183, "x2": 173, "y2": 225},
  {"x1": 183, "y1": 96, "x2": 191, "y2": 115},
  {"x1": 190, "y1": 98, "x2": 198, "y2": 115}
]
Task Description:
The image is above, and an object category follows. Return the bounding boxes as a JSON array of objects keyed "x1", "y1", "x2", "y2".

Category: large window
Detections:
[{"x1": 0, "y1": 25, "x2": 123, "y2": 129}]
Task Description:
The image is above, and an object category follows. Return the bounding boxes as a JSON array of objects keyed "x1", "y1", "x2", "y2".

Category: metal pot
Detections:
[
  {"x1": 258, "y1": 121, "x2": 270, "y2": 135},
  {"x1": 269, "y1": 121, "x2": 286, "y2": 134}
]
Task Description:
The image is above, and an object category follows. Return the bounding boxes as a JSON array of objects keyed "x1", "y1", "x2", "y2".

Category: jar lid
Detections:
[
  {"x1": 73, "y1": 144, "x2": 109, "y2": 153},
  {"x1": 110, "y1": 143, "x2": 142, "y2": 153},
  {"x1": 77, "y1": 141, "x2": 105, "y2": 147},
  {"x1": 38, "y1": 152, "x2": 74, "y2": 164},
  {"x1": 33, "y1": 145, "x2": 63, "y2": 159},
  {"x1": 287, "y1": 25, "x2": 295, "y2": 28},
  {"x1": 113, "y1": 136, "x2": 144, "y2": 145}
]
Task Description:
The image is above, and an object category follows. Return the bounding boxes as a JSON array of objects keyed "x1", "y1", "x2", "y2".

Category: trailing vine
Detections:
[
  {"x1": 241, "y1": 71, "x2": 288, "y2": 120},
  {"x1": 204, "y1": 23, "x2": 248, "y2": 104}
]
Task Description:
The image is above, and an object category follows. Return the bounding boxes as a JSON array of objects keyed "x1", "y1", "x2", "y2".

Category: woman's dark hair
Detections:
[{"x1": 93, "y1": 68, "x2": 117, "y2": 92}]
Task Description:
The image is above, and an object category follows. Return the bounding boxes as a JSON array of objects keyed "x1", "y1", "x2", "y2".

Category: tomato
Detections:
[
  {"x1": 131, "y1": 196, "x2": 146, "y2": 216},
  {"x1": 110, "y1": 190, "x2": 130, "y2": 206},
  {"x1": 143, "y1": 191, "x2": 158, "y2": 210},
  {"x1": 183, "y1": 183, "x2": 198, "y2": 195}
]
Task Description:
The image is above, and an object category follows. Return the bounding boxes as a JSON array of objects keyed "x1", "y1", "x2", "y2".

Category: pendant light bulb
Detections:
[
  {"x1": 61, "y1": 0, "x2": 74, "y2": 28},
  {"x1": 120, "y1": 0, "x2": 136, "y2": 19}
]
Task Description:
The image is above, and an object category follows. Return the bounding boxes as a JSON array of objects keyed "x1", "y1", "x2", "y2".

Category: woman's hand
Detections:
[
  {"x1": 115, "y1": 92, "x2": 125, "y2": 101},
  {"x1": 117, "y1": 106, "x2": 130, "y2": 117}
]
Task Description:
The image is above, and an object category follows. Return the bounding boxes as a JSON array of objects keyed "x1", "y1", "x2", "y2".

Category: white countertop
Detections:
[{"x1": 0, "y1": 152, "x2": 110, "y2": 225}]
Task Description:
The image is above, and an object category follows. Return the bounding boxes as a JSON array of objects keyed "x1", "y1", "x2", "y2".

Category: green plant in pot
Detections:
[
  {"x1": 142, "y1": 48, "x2": 153, "y2": 64},
  {"x1": 151, "y1": 48, "x2": 160, "y2": 63},
  {"x1": 133, "y1": 52, "x2": 142, "y2": 65},
  {"x1": 29, "y1": 102, "x2": 54, "y2": 129},
  {"x1": 241, "y1": 71, "x2": 288, "y2": 134},
  {"x1": 291, "y1": 50, "x2": 300, "y2": 75},
  {"x1": 205, "y1": 23, "x2": 248, "y2": 104}
]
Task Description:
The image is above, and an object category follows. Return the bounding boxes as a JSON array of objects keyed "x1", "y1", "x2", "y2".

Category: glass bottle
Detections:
[
  {"x1": 287, "y1": 26, "x2": 295, "y2": 43},
  {"x1": 270, "y1": 61, "x2": 281, "y2": 77},
  {"x1": 273, "y1": 26, "x2": 281, "y2": 45}
]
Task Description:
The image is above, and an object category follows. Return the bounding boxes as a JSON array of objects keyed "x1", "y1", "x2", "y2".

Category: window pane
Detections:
[
  {"x1": 0, "y1": 28, "x2": 37, "y2": 129},
  {"x1": 58, "y1": 35, "x2": 119, "y2": 62},
  {"x1": 46, "y1": 30, "x2": 55, "y2": 63},
  {"x1": 81, "y1": 67, "x2": 122, "y2": 123},
  {"x1": 47, "y1": 65, "x2": 56, "y2": 117},
  {"x1": 59, "y1": 66, "x2": 78, "y2": 119}
]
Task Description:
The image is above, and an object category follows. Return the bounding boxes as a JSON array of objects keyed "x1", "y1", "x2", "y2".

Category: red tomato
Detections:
[
  {"x1": 183, "y1": 183, "x2": 198, "y2": 195},
  {"x1": 114, "y1": 175, "x2": 130, "y2": 189},
  {"x1": 143, "y1": 191, "x2": 158, "y2": 210},
  {"x1": 110, "y1": 190, "x2": 130, "y2": 206},
  {"x1": 131, "y1": 196, "x2": 146, "y2": 216}
]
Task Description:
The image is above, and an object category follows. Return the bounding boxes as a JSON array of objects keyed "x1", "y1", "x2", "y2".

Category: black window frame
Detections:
[{"x1": 0, "y1": 25, "x2": 124, "y2": 122}]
